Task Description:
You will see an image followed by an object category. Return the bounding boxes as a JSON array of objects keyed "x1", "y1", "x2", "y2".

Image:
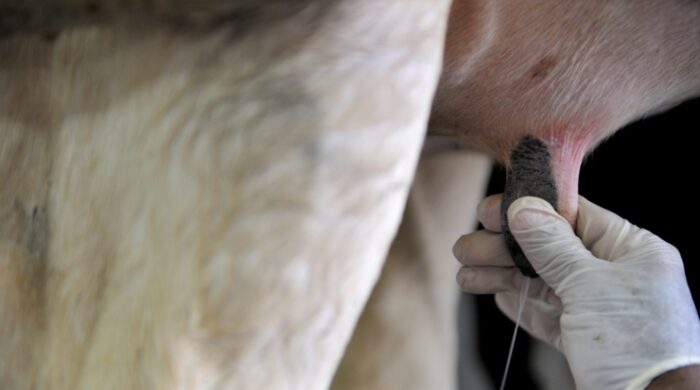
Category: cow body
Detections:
[{"x1": 0, "y1": 1, "x2": 699, "y2": 389}]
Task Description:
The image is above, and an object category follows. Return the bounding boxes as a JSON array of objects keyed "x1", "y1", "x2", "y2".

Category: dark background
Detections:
[{"x1": 469, "y1": 96, "x2": 699, "y2": 389}]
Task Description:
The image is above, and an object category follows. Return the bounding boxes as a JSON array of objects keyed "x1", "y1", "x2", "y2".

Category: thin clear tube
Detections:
[{"x1": 498, "y1": 277, "x2": 531, "y2": 390}]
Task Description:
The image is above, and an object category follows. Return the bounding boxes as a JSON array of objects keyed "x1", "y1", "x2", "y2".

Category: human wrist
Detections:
[
  {"x1": 646, "y1": 364, "x2": 700, "y2": 390},
  {"x1": 624, "y1": 357, "x2": 700, "y2": 390}
]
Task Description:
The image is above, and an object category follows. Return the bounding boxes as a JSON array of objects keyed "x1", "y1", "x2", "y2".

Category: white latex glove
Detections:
[{"x1": 454, "y1": 195, "x2": 700, "y2": 390}]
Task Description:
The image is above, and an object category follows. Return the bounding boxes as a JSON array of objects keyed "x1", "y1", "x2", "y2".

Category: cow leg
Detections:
[
  {"x1": 333, "y1": 139, "x2": 492, "y2": 390},
  {"x1": 0, "y1": 1, "x2": 451, "y2": 389}
]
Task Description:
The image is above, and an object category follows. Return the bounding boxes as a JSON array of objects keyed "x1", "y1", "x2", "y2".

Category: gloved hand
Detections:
[{"x1": 453, "y1": 195, "x2": 700, "y2": 390}]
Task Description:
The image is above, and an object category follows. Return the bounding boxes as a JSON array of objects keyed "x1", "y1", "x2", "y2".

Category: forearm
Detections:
[{"x1": 647, "y1": 365, "x2": 700, "y2": 390}]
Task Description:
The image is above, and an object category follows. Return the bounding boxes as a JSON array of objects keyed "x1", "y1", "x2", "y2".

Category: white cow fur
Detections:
[{"x1": 0, "y1": 1, "x2": 451, "y2": 388}]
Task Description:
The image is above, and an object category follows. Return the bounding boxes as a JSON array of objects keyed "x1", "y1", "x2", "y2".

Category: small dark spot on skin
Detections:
[
  {"x1": 28, "y1": 205, "x2": 48, "y2": 265},
  {"x1": 42, "y1": 30, "x2": 60, "y2": 42},
  {"x1": 85, "y1": 1, "x2": 102, "y2": 15},
  {"x1": 529, "y1": 56, "x2": 558, "y2": 79}
]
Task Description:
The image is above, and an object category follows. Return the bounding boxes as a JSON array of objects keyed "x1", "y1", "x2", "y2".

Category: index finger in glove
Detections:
[{"x1": 477, "y1": 194, "x2": 503, "y2": 232}]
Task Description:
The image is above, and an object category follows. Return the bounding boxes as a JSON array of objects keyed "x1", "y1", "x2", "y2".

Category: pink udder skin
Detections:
[{"x1": 546, "y1": 132, "x2": 594, "y2": 226}]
